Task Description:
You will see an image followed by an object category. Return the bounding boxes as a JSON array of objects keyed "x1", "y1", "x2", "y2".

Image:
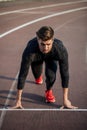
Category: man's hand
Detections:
[
  {"x1": 9, "y1": 100, "x2": 24, "y2": 109},
  {"x1": 62, "y1": 99, "x2": 78, "y2": 109}
]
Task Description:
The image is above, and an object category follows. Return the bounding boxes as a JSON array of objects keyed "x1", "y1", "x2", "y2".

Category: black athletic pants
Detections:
[{"x1": 31, "y1": 60, "x2": 57, "y2": 90}]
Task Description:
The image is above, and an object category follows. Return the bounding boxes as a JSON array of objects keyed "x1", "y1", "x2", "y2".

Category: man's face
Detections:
[{"x1": 37, "y1": 38, "x2": 53, "y2": 54}]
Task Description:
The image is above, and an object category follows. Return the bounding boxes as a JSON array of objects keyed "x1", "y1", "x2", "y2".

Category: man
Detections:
[{"x1": 12, "y1": 26, "x2": 77, "y2": 109}]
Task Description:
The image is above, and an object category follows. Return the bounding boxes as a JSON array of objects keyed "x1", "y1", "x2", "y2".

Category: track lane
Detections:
[
  {"x1": 0, "y1": 1, "x2": 87, "y2": 130},
  {"x1": 0, "y1": 1, "x2": 87, "y2": 35}
]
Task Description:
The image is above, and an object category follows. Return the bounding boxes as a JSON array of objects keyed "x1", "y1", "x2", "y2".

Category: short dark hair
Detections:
[{"x1": 36, "y1": 26, "x2": 54, "y2": 41}]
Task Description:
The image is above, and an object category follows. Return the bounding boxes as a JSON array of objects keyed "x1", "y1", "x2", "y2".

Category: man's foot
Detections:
[
  {"x1": 35, "y1": 75, "x2": 43, "y2": 84},
  {"x1": 45, "y1": 90, "x2": 55, "y2": 103}
]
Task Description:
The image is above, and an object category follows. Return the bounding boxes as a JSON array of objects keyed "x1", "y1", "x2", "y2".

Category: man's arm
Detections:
[
  {"x1": 59, "y1": 46, "x2": 78, "y2": 109},
  {"x1": 17, "y1": 45, "x2": 32, "y2": 90},
  {"x1": 59, "y1": 46, "x2": 69, "y2": 88},
  {"x1": 10, "y1": 45, "x2": 32, "y2": 109}
]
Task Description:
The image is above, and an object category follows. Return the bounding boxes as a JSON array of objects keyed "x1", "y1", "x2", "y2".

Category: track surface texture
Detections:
[{"x1": 0, "y1": 0, "x2": 87, "y2": 130}]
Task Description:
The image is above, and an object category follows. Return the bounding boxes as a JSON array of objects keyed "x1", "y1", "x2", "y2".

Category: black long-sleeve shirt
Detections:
[{"x1": 17, "y1": 37, "x2": 69, "y2": 89}]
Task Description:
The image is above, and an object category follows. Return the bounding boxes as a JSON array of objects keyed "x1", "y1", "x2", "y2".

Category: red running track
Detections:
[{"x1": 0, "y1": 0, "x2": 87, "y2": 130}]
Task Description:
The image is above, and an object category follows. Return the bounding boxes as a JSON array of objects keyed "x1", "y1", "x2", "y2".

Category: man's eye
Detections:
[{"x1": 40, "y1": 43, "x2": 51, "y2": 46}]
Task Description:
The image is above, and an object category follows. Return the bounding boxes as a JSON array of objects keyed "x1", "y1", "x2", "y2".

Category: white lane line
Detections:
[
  {"x1": 0, "y1": 6, "x2": 87, "y2": 38},
  {"x1": 0, "y1": 0, "x2": 86, "y2": 16},
  {"x1": 0, "y1": 109, "x2": 87, "y2": 111},
  {"x1": 0, "y1": 72, "x2": 19, "y2": 130}
]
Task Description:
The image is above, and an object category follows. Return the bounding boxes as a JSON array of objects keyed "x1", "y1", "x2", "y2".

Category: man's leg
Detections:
[
  {"x1": 45, "y1": 60, "x2": 78, "y2": 108},
  {"x1": 45, "y1": 60, "x2": 57, "y2": 90},
  {"x1": 31, "y1": 61, "x2": 43, "y2": 84},
  {"x1": 45, "y1": 60, "x2": 57, "y2": 102}
]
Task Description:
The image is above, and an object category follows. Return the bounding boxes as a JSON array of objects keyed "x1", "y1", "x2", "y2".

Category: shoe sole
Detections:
[
  {"x1": 36, "y1": 81, "x2": 43, "y2": 84},
  {"x1": 46, "y1": 99, "x2": 55, "y2": 103}
]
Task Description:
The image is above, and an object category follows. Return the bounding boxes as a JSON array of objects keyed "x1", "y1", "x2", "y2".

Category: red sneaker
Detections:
[
  {"x1": 45, "y1": 90, "x2": 55, "y2": 103},
  {"x1": 35, "y1": 75, "x2": 43, "y2": 84}
]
